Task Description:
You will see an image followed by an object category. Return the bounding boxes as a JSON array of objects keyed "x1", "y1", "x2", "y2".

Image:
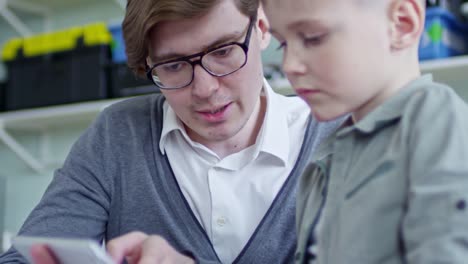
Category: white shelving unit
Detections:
[
  {"x1": 0, "y1": 98, "x2": 123, "y2": 173},
  {"x1": 0, "y1": 0, "x2": 126, "y2": 175},
  {"x1": 25, "y1": 0, "x2": 125, "y2": 9},
  {"x1": 0, "y1": 0, "x2": 51, "y2": 37},
  {"x1": 0, "y1": 0, "x2": 129, "y2": 248},
  {"x1": 421, "y1": 55, "x2": 468, "y2": 100},
  {"x1": 0, "y1": 0, "x2": 124, "y2": 37}
]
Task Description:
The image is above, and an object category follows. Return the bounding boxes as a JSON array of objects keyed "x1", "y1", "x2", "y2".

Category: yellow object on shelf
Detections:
[
  {"x1": 1, "y1": 22, "x2": 111, "y2": 61},
  {"x1": 83, "y1": 23, "x2": 112, "y2": 46},
  {"x1": 1, "y1": 38, "x2": 23, "y2": 61},
  {"x1": 50, "y1": 27, "x2": 83, "y2": 53}
]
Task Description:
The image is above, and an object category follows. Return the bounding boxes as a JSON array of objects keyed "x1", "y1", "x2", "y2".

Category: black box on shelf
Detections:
[
  {"x1": 0, "y1": 80, "x2": 5, "y2": 112},
  {"x1": 110, "y1": 62, "x2": 158, "y2": 98},
  {"x1": 5, "y1": 45, "x2": 111, "y2": 111}
]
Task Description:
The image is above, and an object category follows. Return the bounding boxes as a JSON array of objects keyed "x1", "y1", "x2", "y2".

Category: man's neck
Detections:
[{"x1": 205, "y1": 95, "x2": 267, "y2": 159}]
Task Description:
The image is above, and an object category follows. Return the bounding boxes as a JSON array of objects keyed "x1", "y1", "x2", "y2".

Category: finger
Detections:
[
  {"x1": 30, "y1": 244, "x2": 59, "y2": 264},
  {"x1": 138, "y1": 236, "x2": 195, "y2": 264},
  {"x1": 137, "y1": 236, "x2": 167, "y2": 264},
  {"x1": 106, "y1": 231, "x2": 148, "y2": 263}
]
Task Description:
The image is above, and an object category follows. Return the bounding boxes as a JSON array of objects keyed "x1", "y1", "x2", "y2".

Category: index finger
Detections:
[
  {"x1": 106, "y1": 231, "x2": 148, "y2": 263},
  {"x1": 30, "y1": 244, "x2": 59, "y2": 264}
]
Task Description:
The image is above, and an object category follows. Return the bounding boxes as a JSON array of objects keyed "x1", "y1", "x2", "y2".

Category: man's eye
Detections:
[
  {"x1": 162, "y1": 62, "x2": 186, "y2": 72},
  {"x1": 211, "y1": 46, "x2": 233, "y2": 57}
]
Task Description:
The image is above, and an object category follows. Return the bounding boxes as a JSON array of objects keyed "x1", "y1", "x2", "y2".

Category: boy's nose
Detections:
[
  {"x1": 191, "y1": 64, "x2": 220, "y2": 99},
  {"x1": 282, "y1": 48, "x2": 307, "y2": 76}
]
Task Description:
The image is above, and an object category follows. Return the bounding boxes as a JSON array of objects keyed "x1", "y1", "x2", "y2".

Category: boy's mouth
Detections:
[{"x1": 295, "y1": 88, "x2": 320, "y2": 97}]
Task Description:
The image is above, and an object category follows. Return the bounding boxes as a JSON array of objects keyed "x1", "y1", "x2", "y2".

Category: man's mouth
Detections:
[
  {"x1": 197, "y1": 103, "x2": 232, "y2": 122},
  {"x1": 199, "y1": 104, "x2": 229, "y2": 114}
]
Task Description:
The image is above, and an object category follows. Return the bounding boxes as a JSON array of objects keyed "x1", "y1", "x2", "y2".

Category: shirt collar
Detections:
[
  {"x1": 159, "y1": 78, "x2": 289, "y2": 166},
  {"x1": 338, "y1": 74, "x2": 433, "y2": 136},
  {"x1": 159, "y1": 100, "x2": 186, "y2": 155},
  {"x1": 257, "y1": 79, "x2": 289, "y2": 165}
]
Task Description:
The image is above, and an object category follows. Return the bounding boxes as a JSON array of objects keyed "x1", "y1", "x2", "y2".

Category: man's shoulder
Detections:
[{"x1": 102, "y1": 93, "x2": 165, "y2": 118}]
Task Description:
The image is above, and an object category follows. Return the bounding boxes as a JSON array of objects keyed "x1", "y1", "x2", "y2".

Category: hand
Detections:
[
  {"x1": 107, "y1": 231, "x2": 195, "y2": 264},
  {"x1": 30, "y1": 244, "x2": 59, "y2": 264}
]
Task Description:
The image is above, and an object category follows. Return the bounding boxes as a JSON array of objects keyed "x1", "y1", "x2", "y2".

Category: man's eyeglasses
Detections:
[{"x1": 146, "y1": 17, "x2": 255, "y2": 90}]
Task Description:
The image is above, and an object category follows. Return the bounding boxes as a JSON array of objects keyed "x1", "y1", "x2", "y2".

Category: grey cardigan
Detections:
[{"x1": 0, "y1": 94, "x2": 339, "y2": 263}]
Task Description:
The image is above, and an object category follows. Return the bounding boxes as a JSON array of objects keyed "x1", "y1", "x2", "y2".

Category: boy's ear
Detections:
[
  {"x1": 257, "y1": 4, "x2": 272, "y2": 50},
  {"x1": 388, "y1": 0, "x2": 424, "y2": 50}
]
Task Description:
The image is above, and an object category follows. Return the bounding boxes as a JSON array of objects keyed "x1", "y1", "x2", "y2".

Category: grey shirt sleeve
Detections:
[{"x1": 403, "y1": 87, "x2": 468, "y2": 263}]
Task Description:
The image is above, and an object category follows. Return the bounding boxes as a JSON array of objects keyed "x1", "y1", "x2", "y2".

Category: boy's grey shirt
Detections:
[
  {"x1": 296, "y1": 75, "x2": 468, "y2": 263},
  {"x1": 0, "y1": 93, "x2": 340, "y2": 264}
]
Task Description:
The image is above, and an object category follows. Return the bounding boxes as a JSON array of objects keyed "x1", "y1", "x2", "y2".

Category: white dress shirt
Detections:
[{"x1": 159, "y1": 79, "x2": 310, "y2": 263}]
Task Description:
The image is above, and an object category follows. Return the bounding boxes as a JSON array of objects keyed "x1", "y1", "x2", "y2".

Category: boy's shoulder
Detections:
[
  {"x1": 401, "y1": 79, "x2": 468, "y2": 131},
  {"x1": 405, "y1": 80, "x2": 466, "y2": 114}
]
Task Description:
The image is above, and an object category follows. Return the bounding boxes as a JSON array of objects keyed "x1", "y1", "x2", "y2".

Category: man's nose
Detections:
[{"x1": 191, "y1": 64, "x2": 220, "y2": 99}]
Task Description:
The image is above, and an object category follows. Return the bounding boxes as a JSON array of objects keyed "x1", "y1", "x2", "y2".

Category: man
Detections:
[{"x1": 0, "y1": 0, "x2": 340, "y2": 263}]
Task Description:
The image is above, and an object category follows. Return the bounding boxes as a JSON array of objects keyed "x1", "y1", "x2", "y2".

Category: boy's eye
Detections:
[
  {"x1": 303, "y1": 34, "x2": 327, "y2": 47},
  {"x1": 276, "y1": 41, "x2": 287, "y2": 51}
]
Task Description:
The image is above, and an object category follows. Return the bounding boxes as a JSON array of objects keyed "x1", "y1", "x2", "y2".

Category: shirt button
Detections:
[
  {"x1": 456, "y1": 199, "x2": 466, "y2": 211},
  {"x1": 216, "y1": 216, "x2": 227, "y2": 226},
  {"x1": 288, "y1": 113, "x2": 299, "y2": 123},
  {"x1": 294, "y1": 252, "x2": 302, "y2": 261},
  {"x1": 306, "y1": 252, "x2": 316, "y2": 261}
]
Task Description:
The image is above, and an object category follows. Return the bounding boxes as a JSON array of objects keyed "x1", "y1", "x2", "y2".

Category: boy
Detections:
[
  {"x1": 1, "y1": 0, "x2": 342, "y2": 263},
  {"x1": 263, "y1": 0, "x2": 468, "y2": 263}
]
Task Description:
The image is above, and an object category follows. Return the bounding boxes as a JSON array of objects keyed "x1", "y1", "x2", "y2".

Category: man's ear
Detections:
[
  {"x1": 257, "y1": 3, "x2": 272, "y2": 50},
  {"x1": 388, "y1": 0, "x2": 425, "y2": 50},
  {"x1": 146, "y1": 57, "x2": 153, "y2": 68}
]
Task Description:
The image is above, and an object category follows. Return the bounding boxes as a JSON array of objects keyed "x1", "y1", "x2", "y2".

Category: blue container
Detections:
[
  {"x1": 419, "y1": 7, "x2": 468, "y2": 60},
  {"x1": 109, "y1": 23, "x2": 127, "y2": 63}
]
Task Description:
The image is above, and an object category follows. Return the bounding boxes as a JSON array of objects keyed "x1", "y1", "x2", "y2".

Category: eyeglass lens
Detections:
[{"x1": 151, "y1": 44, "x2": 247, "y2": 89}]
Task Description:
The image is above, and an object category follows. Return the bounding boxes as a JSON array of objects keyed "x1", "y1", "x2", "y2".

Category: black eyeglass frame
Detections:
[{"x1": 146, "y1": 16, "x2": 256, "y2": 90}]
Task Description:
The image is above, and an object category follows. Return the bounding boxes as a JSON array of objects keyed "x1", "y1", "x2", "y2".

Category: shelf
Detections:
[
  {"x1": 16, "y1": 0, "x2": 126, "y2": 11},
  {"x1": 0, "y1": 98, "x2": 124, "y2": 174},
  {"x1": 0, "y1": 98, "x2": 123, "y2": 131},
  {"x1": 420, "y1": 55, "x2": 468, "y2": 71},
  {"x1": 420, "y1": 55, "x2": 468, "y2": 100},
  {"x1": 420, "y1": 55, "x2": 468, "y2": 81},
  {"x1": 13, "y1": 0, "x2": 100, "y2": 9},
  {"x1": 0, "y1": 0, "x2": 50, "y2": 37},
  {"x1": 0, "y1": 0, "x2": 124, "y2": 37}
]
